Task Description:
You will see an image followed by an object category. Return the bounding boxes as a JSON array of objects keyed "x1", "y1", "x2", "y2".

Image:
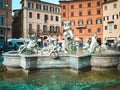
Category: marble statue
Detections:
[
  {"x1": 87, "y1": 33, "x2": 107, "y2": 53},
  {"x1": 88, "y1": 33, "x2": 98, "y2": 53},
  {"x1": 63, "y1": 21, "x2": 74, "y2": 53},
  {"x1": 40, "y1": 38, "x2": 59, "y2": 59},
  {"x1": 18, "y1": 34, "x2": 39, "y2": 54},
  {"x1": 83, "y1": 38, "x2": 91, "y2": 49}
]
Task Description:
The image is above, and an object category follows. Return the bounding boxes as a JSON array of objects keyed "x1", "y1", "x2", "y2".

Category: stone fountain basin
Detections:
[
  {"x1": 3, "y1": 51, "x2": 91, "y2": 73},
  {"x1": 2, "y1": 50, "x2": 120, "y2": 72},
  {"x1": 91, "y1": 51, "x2": 120, "y2": 71}
]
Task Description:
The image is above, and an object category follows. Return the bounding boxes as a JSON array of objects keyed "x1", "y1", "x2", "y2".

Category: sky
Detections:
[{"x1": 12, "y1": 0, "x2": 59, "y2": 10}]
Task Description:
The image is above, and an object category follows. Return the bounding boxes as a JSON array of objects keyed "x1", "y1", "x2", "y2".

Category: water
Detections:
[
  {"x1": 1, "y1": 56, "x2": 120, "y2": 90},
  {"x1": 0, "y1": 69, "x2": 120, "y2": 90}
]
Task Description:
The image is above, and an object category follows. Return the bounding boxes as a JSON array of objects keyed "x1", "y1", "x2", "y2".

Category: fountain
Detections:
[
  {"x1": 83, "y1": 33, "x2": 120, "y2": 71},
  {"x1": 2, "y1": 21, "x2": 120, "y2": 73}
]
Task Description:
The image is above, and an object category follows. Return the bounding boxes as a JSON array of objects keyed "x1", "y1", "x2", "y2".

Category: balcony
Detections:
[
  {"x1": 28, "y1": 29, "x2": 35, "y2": 34},
  {"x1": 50, "y1": 31, "x2": 61, "y2": 34},
  {"x1": 0, "y1": 25, "x2": 12, "y2": 29},
  {"x1": 76, "y1": 24, "x2": 86, "y2": 29},
  {"x1": 41, "y1": 31, "x2": 61, "y2": 35},
  {"x1": 107, "y1": 21, "x2": 114, "y2": 24},
  {"x1": 42, "y1": 31, "x2": 49, "y2": 35}
]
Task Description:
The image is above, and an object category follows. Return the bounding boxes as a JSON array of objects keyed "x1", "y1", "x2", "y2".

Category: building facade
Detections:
[
  {"x1": 59, "y1": 0, "x2": 103, "y2": 42},
  {"x1": 12, "y1": 9, "x2": 23, "y2": 38},
  {"x1": 103, "y1": 0, "x2": 120, "y2": 44},
  {"x1": 0, "y1": 0, "x2": 12, "y2": 41},
  {"x1": 19, "y1": 0, "x2": 61, "y2": 40}
]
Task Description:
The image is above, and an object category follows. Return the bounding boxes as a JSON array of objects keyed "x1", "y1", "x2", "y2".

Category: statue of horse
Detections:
[{"x1": 18, "y1": 34, "x2": 40, "y2": 54}]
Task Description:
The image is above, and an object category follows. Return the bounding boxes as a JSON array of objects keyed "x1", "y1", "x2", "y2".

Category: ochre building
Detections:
[
  {"x1": 103, "y1": 0, "x2": 120, "y2": 44},
  {"x1": 59, "y1": 0, "x2": 103, "y2": 42}
]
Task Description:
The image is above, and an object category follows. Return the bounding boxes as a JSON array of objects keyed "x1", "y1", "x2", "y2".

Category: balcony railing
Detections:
[
  {"x1": 76, "y1": 24, "x2": 86, "y2": 29},
  {"x1": 28, "y1": 29, "x2": 35, "y2": 34},
  {"x1": 107, "y1": 21, "x2": 114, "y2": 24},
  {"x1": 0, "y1": 25, "x2": 12, "y2": 28},
  {"x1": 41, "y1": 31, "x2": 61, "y2": 35}
]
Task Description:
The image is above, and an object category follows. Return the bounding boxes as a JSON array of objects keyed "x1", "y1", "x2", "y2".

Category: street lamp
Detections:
[{"x1": 5, "y1": 2, "x2": 8, "y2": 44}]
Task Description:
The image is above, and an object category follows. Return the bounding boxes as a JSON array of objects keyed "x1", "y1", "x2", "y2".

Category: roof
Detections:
[{"x1": 20, "y1": 0, "x2": 60, "y2": 6}]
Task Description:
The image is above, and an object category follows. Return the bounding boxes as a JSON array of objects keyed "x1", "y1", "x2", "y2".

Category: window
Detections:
[
  {"x1": 36, "y1": 4, "x2": 41, "y2": 10},
  {"x1": 0, "y1": 0, "x2": 4, "y2": 8},
  {"x1": 113, "y1": 3, "x2": 117, "y2": 8},
  {"x1": 63, "y1": 13, "x2": 66, "y2": 17},
  {"x1": 37, "y1": 24, "x2": 40, "y2": 33},
  {"x1": 97, "y1": 1, "x2": 100, "y2": 6},
  {"x1": 71, "y1": 21, "x2": 75, "y2": 26},
  {"x1": 88, "y1": 3, "x2": 91, "y2": 7},
  {"x1": 88, "y1": 11, "x2": 91, "y2": 15},
  {"x1": 0, "y1": 16, "x2": 4, "y2": 25},
  {"x1": 71, "y1": 5, "x2": 74, "y2": 9},
  {"x1": 56, "y1": 16, "x2": 59, "y2": 21},
  {"x1": 88, "y1": 29, "x2": 91, "y2": 33},
  {"x1": 96, "y1": 19, "x2": 102, "y2": 24},
  {"x1": 37, "y1": 13, "x2": 40, "y2": 19},
  {"x1": 79, "y1": 29, "x2": 82, "y2": 33},
  {"x1": 55, "y1": 8, "x2": 60, "y2": 13},
  {"x1": 29, "y1": 12, "x2": 32, "y2": 18},
  {"x1": 29, "y1": 24, "x2": 32, "y2": 32},
  {"x1": 63, "y1": 5, "x2": 66, "y2": 9},
  {"x1": 43, "y1": 25, "x2": 47, "y2": 32},
  {"x1": 105, "y1": 26, "x2": 107, "y2": 30},
  {"x1": 109, "y1": 25, "x2": 113, "y2": 31},
  {"x1": 78, "y1": 20, "x2": 83, "y2": 26},
  {"x1": 44, "y1": 14, "x2": 48, "y2": 23},
  {"x1": 104, "y1": 6, "x2": 107, "y2": 10},
  {"x1": 87, "y1": 20, "x2": 92, "y2": 25},
  {"x1": 51, "y1": 15, "x2": 53, "y2": 21},
  {"x1": 43, "y1": 5, "x2": 48, "y2": 11},
  {"x1": 71, "y1": 12, "x2": 74, "y2": 17},
  {"x1": 0, "y1": 30, "x2": 3, "y2": 35},
  {"x1": 104, "y1": 0, "x2": 107, "y2": 2},
  {"x1": 50, "y1": 26, "x2": 54, "y2": 32},
  {"x1": 56, "y1": 26, "x2": 60, "y2": 32},
  {"x1": 62, "y1": 21, "x2": 64, "y2": 26},
  {"x1": 104, "y1": 16, "x2": 109, "y2": 21},
  {"x1": 50, "y1": 7, "x2": 54, "y2": 12},
  {"x1": 28, "y1": 2, "x2": 33, "y2": 8},
  {"x1": 79, "y1": 4, "x2": 82, "y2": 8},
  {"x1": 97, "y1": 28, "x2": 101, "y2": 32},
  {"x1": 79, "y1": 12, "x2": 82, "y2": 16},
  {"x1": 114, "y1": 25, "x2": 117, "y2": 29},
  {"x1": 112, "y1": 14, "x2": 118, "y2": 20},
  {"x1": 97, "y1": 10, "x2": 100, "y2": 14}
]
